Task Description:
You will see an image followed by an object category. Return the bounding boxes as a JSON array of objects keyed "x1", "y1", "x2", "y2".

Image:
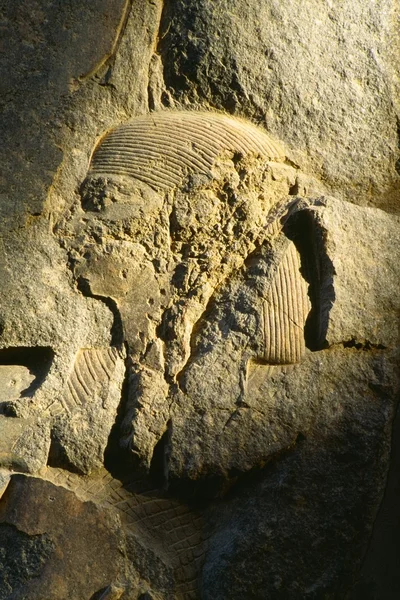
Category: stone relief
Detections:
[
  {"x1": 2, "y1": 0, "x2": 400, "y2": 597},
  {"x1": 1, "y1": 109, "x2": 399, "y2": 599},
  {"x1": 58, "y1": 111, "x2": 320, "y2": 479}
]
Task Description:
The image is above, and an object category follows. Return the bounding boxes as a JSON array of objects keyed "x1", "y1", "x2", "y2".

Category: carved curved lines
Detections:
[
  {"x1": 45, "y1": 467, "x2": 208, "y2": 599},
  {"x1": 89, "y1": 111, "x2": 284, "y2": 191},
  {"x1": 61, "y1": 347, "x2": 120, "y2": 414},
  {"x1": 105, "y1": 477, "x2": 208, "y2": 598},
  {"x1": 263, "y1": 241, "x2": 310, "y2": 364}
]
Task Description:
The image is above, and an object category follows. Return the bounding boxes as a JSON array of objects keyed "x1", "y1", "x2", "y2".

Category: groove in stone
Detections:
[{"x1": 61, "y1": 348, "x2": 119, "y2": 411}]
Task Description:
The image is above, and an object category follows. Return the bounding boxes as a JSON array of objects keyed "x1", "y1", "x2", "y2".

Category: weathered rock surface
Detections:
[
  {"x1": 202, "y1": 389, "x2": 391, "y2": 599},
  {"x1": 166, "y1": 199, "x2": 400, "y2": 486},
  {"x1": 49, "y1": 346, "x2": 126, "y2": 474},
  {"x1": 158, "y1": 0, "x2": 400, "y2": 211},
  {"x1": 0, "y1": 475, "x2": 125, "y2": 600},
  {"x1": 1, "y1": 0, "x2": 400, "y2": 598}
]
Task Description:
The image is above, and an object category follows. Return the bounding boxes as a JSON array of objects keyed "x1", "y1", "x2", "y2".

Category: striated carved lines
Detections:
[
  {"x1": 89, "y1": 111, "x2": 284, "y2": 191},
  {"x1": 263, "y1": 241, "x2": 310, "y2": 364},
  {"x1": 61, "y1": 347, "x2": 120, "y2": 413},
  {"x1": 44, "y1": 466, "x2": 208, "y2": 599}
]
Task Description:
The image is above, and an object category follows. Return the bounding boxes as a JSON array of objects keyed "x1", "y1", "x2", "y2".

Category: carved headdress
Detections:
[{"x1": 88, "y1": 111, "x2": 284, "y2": 191}]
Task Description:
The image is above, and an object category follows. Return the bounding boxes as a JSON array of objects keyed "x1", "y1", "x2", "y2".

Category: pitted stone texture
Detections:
[{"x1": 0, "y1": 524, "x2": 54, "y2": 600}]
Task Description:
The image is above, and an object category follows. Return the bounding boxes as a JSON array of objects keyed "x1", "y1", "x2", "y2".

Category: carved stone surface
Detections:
[
  {"x1": 60, "y1": 111, "x2": 316, "y2": 479},
  {"x1": 1, "y1": 1, "x2": 400, "y2": 599},
  {"x1": 49, "y1": 347, "x2": 126, "y2": 474},
  {"x1": 88, "y1": 111, "x2": 284, "y2": 190}
]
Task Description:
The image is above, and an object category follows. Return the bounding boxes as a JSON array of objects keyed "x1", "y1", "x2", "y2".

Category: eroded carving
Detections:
[
  {"x1": 48, "y1": 347, "x2": 125, "y2": 475},
  {"x1": 2, "y1": 106, "x2": 399, "y2": 600},
  {"x1": 261, "y1": 222, "x2": 310, "y2": 365},
  {"x1": 37, "y1": 110, "x2": 320, "y2": 597},
  {"x1": 44, "y1": 465, "x2": 209, "y2": 598},
  {"x1": 60, "y1": 347, "x2": 121, "y2": 414},
  {"x1": 56, "y1": 110, "x2": 317, "y2": 484}
]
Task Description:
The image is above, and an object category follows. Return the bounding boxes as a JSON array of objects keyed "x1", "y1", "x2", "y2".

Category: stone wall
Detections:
[{"x1": 0, "y1": 1, "x2": 399, "y2": 598}]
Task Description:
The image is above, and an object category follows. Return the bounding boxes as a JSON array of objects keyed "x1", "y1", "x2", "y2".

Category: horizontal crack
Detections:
[{"x1": 341, "y1": 339, "x2": 387, "y2": 351}]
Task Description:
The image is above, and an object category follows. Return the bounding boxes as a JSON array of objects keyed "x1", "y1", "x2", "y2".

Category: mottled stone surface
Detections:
[
  {"x1": 1, "y1": 0, "x2": 400, "y2": 598},
  {"x1": 0, "y1": 475, "x2": 125, "y2": 600}
]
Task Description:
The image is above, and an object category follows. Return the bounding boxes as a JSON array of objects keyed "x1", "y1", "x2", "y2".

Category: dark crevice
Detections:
[
  {"x1": 161, "y1": 89, "x2": 172, "y2": 107},
  {"x1": 90, "y1": 587, "x2": 109, "y2": 600},
  {"x1": 0, "y1": 346, "x2": 54, "y2": 398},
  {"x1": 395, "y1": 116, "x2": 400, "y2": 176},
  {"x1": 149, "y1": 420, "x2": 171, "y2": 489},
  {"x1": 283, "y1": 208, "x2": 335, "y2": 351},
  {"x1": 289, "y1": 181, "x2": 300, "y2": 195},
  {"x1": 148, "y1": 83, "x2": 157, "y2": 112},
  {"x1": 342, "y1": 339, "x2": 386, "y2": 351},
  {"x1": 103, "y1": 349, "x2": 137, "y2": 479}
]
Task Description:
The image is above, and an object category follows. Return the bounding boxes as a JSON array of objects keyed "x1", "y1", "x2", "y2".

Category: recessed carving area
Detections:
[{"x1": 0, "y1": 347, "x2": 54, "y2": 408}]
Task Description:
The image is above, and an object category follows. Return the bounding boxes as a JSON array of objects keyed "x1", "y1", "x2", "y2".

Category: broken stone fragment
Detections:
[
  {"x1": 49, "y1": 347, "x2": 126, "y2": 475},
  {"x1": 0, "y1": 474, "x2": 127, "y2": 600},
  {"x1": 0, "y1": 415, "x2": 50, "y2": 474}
]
